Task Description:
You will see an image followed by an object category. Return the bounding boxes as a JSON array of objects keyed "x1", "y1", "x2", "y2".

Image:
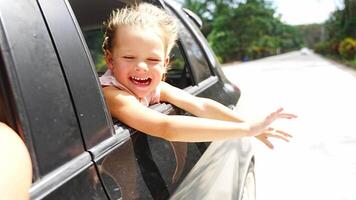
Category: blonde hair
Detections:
[{"x1": 102, "y1": 3, "x2": 178, "y2": 58}]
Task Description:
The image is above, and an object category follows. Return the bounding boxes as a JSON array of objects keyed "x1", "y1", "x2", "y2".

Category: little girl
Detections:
[{"x1": 99, "y1": 3, "x2": 296, "y2": 149}]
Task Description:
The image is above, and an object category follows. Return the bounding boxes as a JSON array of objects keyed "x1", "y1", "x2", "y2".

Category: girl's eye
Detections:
[
  {"x1": 147, "y1": 58, "x2": 161, "y2": 63},
  {"x1": 123, "y1": 56, "x2": 134, "y2": 60}
]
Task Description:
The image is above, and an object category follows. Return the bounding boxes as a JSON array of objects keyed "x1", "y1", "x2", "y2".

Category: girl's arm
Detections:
[
  {"x1": 160, "y1": 82, "x2": 244, "y2": 122},
  {"x1": 160, "y1": 82, "x2": 296, "y2": 147},
  {"x1": 103, "y1": 85, "x2": 293, "y2": 142}
]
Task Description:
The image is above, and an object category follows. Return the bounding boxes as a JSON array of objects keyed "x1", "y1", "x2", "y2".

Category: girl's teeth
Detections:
[
  {"x1": 132, "y1": 77, "x2": 148, "y2": 81},
  {"x1": 130, "y1": 76, "x2": 151, "y2": 86}
]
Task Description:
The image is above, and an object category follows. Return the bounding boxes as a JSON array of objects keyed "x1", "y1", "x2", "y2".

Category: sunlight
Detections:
[{"x1": 270, "y1": 0, "x2": 343, "y2": 25}]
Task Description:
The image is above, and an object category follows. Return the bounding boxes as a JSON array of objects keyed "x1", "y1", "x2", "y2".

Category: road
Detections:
[{"x1": 222, "y1": 50, "x2": 356, "y2": 200}]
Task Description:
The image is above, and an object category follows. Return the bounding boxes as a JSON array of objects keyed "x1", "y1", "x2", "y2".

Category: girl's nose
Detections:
[{"x1": 136, "y1": 61, "x2": 148, "y2": 71}]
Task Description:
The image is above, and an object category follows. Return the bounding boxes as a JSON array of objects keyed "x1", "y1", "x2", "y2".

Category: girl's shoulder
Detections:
[{"x1": 159, "y1": 81, "x2": 185, "y2": 102}]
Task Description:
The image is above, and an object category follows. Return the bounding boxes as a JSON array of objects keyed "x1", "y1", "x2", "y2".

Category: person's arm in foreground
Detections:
[{"x1": 0, "y1": 122, "x2": 32, "y2": 200}]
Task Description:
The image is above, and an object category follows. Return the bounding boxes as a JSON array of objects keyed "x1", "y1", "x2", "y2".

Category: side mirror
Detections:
[{"x1": 182, "y1": 8, "x2": 203, "y2": 29}]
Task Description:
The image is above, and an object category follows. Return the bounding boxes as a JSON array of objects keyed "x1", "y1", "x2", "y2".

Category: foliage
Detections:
[
  {"x1": 83, "y1": 29, "x2": 107, "y2": 72},
  {"x1": 314, "y1": 40, "x2": 339, "y2": 55},
  {"x1": 313, "y1": 0, "x2": 356, "y2": 41},
  {"x1": 339, "y1": 37, "x2": 356, "y2": 60},
  {"x1": 311, "y1": 0, "x2": 356, "y2": 69},
  {"x1": 345, "y1": 58, "x2": 356, "y2": 70},
  {"x1": 341, "y1": 0, "x2": 356, "y2": 38},
  {"x1": 184, "y1": 0, "x2": 303, "y2": 63},
  {"x1": 296, "y1": 23, "x2": 324, "y2": 49}
]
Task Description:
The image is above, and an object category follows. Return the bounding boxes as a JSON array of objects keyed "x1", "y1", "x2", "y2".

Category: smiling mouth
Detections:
[{"x1": 130, "y1": 76, "x2": 152, "y2": 86}]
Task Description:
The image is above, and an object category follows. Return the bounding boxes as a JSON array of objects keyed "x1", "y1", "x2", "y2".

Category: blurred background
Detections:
[
  {"x1": 179, "y1": 0, "x2": 356, "y2": 200},
  {"x1": 179, "y1": 0, "x2": 355, "y2": 68}
]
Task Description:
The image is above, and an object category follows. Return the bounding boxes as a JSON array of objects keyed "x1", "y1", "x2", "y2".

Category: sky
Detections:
[{"x1": 269, "y1": 0, "x2": 344, "y2": 25}]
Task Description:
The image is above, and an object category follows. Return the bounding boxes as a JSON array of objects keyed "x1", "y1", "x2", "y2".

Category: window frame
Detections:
[{"x1": 37, "y1": 0, "x2": 117, "y2": 154}]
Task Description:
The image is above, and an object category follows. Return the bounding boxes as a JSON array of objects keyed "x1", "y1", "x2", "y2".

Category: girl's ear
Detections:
[
  {"x1": 104, "y1": 50, "x2": 114, "y2": 70},
  {"x1": 161, "y1": 57, "x2": 170, "y2": 81},
  {"x1": 164, "y1": 57, "x2": 170, "y2": 68},
  {"x1": 162, "y1": 57, "x2": 170, "y2": 74}
]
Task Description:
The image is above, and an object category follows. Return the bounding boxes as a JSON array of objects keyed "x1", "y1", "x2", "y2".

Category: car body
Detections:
[{"x1": 0, "y1": 0, "x2": 255, "y2": 199}]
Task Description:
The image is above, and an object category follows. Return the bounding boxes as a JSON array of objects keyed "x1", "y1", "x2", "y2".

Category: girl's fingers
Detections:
[
  {"x1": 275, "y1": 129, "x2": 293, "y2": 138},
  {"x1": 256, "y1": 135, "x2": 274, "y2": 149},
  {"x1": 266, "y1": 109, "x2": 297, "y2": 123},
  {"x1": 279, "y1": 113, "x2": 298, "y2": 119},
  {"x1": 275, "y1": 107, "x2": 284, "y2": 113},
  {"x1": 263, "y1": 139, "x2": 274, "y2": 149},
  {"x1": 266, "y1": 132, "x2": 290, "y2": 142},
  {"x1": 263, "y1": 128, "x2": 293, "y2": 142}
]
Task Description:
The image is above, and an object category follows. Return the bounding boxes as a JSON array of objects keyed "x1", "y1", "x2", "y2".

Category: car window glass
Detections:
[
  {"x1": 83, "y1": 29, "x2": 106, "y2": 73},
  {"x1": 165, "y1": 42, "x2": 194, "y2": 88},
  {"x1": 177, "y1": 20, "x2": 212, "y2": 83},
  {"x1": 185, "y1": 14, "x2": 219, "y2": 67},
  {"x1": 68, "y1": 0, "x2": 128, "y2": 74}
]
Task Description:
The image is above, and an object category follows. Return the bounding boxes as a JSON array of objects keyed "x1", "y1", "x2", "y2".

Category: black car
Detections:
[{"x1": 0, "y1": 0, "x2": 255, "y2": 199}]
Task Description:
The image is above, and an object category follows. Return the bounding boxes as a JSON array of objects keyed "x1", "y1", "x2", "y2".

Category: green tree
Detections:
[
  {"x1": 205, "y1": 0, "x2": 302, "y2": 62},
  {"x1": 341, "y1": 0, "x2": 356, "y2": 38},
  {"x1": 297, "y1": 24, "x2": 324, "y2": 49},
  {"x1": 183, "y1": 0, "x2": 242, "y2": 36},
  {"x1": 313, "y1": 0, "x2": 356, "y2": 68}
]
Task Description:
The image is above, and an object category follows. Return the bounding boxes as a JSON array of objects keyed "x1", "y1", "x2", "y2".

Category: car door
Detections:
[
  {"x1": 64, "y1": 0, "x2": 215, "y2": 198},
  {"x1": 55, "y1": 0, "x2": 228, "y2": 198},
  {"x1": 25, "y1": 0, "x2": 249, "y2": 199},
  {"x1": 0, "y1": 0, "x2": 108, "y2": 199}
]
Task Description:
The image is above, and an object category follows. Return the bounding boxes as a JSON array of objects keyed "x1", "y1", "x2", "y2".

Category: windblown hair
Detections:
[{"x1": 102, "y1": 3, "x2": 178, "y2": 57}]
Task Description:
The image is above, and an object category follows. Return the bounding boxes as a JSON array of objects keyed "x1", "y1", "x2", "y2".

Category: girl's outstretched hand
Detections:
[
  {"x1": 248, "y1": 107, "x2": 297, "y2": 149},
  {"x1": 255, "y1": 128, "x2": 293, "y2": 149}
]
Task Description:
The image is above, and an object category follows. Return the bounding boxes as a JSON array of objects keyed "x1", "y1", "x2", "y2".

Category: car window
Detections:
[
  {"x1": 176, "y1": 20, "x2": 213, "y2": 83},
  {"x1": 184, "y1": 12, "x2": 220, "y2": 69},
  {"x1": 82, "y1": 28, "x2": 194, "y2": 89},
  {"x1": 70, "y1": 0, "x2": 195, "y2": 89},
  {"x1": 81, "y1": 25, "x2": 194, "y2": 90},
  {"x1": 165, "y1": 42, "x2": 194, "y2": 88},
  {"x1": 83, "y1": 29, "x2": 106, "y2": 73}
]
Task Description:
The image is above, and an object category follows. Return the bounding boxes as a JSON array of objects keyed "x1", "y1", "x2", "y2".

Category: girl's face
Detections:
[{"x1": 105, "y1": 25, "x2": 168, "y2": 99}]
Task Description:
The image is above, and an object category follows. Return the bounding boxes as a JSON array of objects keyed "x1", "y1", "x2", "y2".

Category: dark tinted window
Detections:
[
  {"x1": 69, "y1": 0, "x2": 128, "y2": 73},
  {"x1": 178, "y1": 21, "x2": 212, "y2": 83},
  {"x1": 165, "y1": 42, "x2": 194, "y2": 88},
  {"x1": 83, "y1": 29, "x2": 106, "y2": 73}
]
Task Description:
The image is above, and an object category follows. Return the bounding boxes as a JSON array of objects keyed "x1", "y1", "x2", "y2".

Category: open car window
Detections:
[{"x1": 71, "y1": 0, "x2": 195, "y2": 89}]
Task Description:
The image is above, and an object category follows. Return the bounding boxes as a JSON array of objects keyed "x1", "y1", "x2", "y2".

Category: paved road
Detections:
[{"x1": 223, "y1": 51, "x2": 356, "y2": 200}]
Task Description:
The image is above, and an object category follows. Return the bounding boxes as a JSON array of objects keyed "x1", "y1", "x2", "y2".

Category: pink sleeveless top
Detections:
[{"x1": 99, "y1": 70, "x2": 160, "y2": 106}]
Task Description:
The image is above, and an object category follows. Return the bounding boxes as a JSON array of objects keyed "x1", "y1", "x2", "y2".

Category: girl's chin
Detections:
[
  {"x1": 129, "y1": 81, "x2": 159, "y2": 98},
  {"x1": 131, "y1": 86, "x2": 152, "y2": 97}
]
